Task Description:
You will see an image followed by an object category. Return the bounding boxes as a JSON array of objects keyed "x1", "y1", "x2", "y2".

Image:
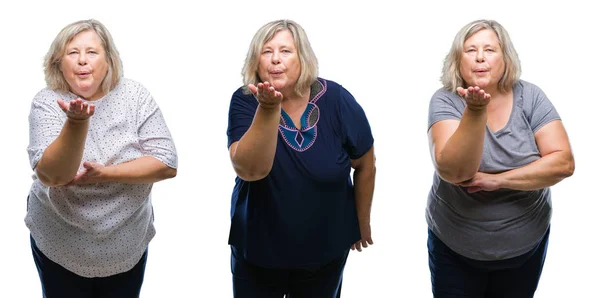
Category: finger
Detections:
[
  {"x1": 83, "y1": 161, "x2": 94, "y2": 169},
  {"x1": 57, "y1": 99, "x2": 69, "y2": 112},
  {"x1": 257, "y1": 82, "x2": 267, "y2": 98},
  {"x1": 467, "y1": 186, "x2": 482, "y2": 193},
  {"x1": 88, "y1": 104, "x2": 95, "y2": 116},
  {"x1": 69, "y1": 100, "x2": 77, "y2": 112},
  {"x1": 367, "y1": 238, "x2": 374, "y2": 245},
  {"x1": 362, "y1": 240, "x2": 369, "y2": 248},
  {"x1": 351, "y1": 244, "x2": 355, "y2": 251},
  {"x1": 456, "y1": 87, "x2": 467, "y2": 97},
  {"x1": 476, "y1": 89, "x2": 485, "y2": 100},
  {"x1": 356, "y1": 241, "x2": 363, "y2": 252},
  {"x1": 248, "y1": 84, "x2": 258, "y2": 95}
]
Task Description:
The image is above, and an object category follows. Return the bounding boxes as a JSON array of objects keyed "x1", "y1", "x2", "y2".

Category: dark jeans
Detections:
[
  {"x1": 428, "y1": 227, "x2": 550, "y2": 298},
  {"x1": 231, "y1": 246, "x2": 349, "y2": 298},
  {"x1": 31, "y1": 235, "x2": 147, "y2": 298}
]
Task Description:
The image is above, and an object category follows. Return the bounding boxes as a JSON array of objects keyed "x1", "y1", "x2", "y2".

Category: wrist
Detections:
[
  {"x1": 66, "y1": 117, "x2": 90, "y2": 126},
  {"x1": 258, "y1": 103, "x2": 281, "y2": 113},
  {"x1": 99, "y1": 165, "x2": 115, "y2": 183}
]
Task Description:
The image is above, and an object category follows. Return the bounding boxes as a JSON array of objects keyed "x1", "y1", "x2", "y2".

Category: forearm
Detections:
[
  {"x1": 231, "y1": 105, "x2": 281, "y2": 181},
  {"x1": 101, "y1": 156, "x2": 177, "y2": 184},
  {"x1": 353, "y1": 165, "x2": 376, "y2": 222},
  {"x1": 436, "y1": 108, "x2": 487, "y2": 183},
  {"x1": 36, "y1": 119, "x2": 89, "y2": 186},
  {"x1": 497, "y1": 151, "x2": 575, "y2": 191}
]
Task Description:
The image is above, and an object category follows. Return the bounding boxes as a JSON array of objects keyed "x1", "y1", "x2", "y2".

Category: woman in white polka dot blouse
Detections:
[{"x1": 25, "y1": 19, "x2": 178, "y2": 298}]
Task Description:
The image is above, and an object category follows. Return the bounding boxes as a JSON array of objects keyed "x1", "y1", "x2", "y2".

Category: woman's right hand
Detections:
[
  {"x1": 248, "y1": 82, "x2": 283, "y2": 110},
  {"x1": 57, "y1": 98, "x2": 95, "y2": 122},
  {"x1": 457, "y1": 86, "x2": 491, "y2": 111}
]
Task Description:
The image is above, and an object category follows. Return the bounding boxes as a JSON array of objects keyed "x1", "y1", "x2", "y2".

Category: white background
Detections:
[{"x1": 1, "y1": 0, "x2": 597, "y2": 297}]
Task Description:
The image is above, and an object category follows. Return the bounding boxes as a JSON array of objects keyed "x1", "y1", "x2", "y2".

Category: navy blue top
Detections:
[{"x1": 227, "y1": 78, "x2": 374, "y2": 268}]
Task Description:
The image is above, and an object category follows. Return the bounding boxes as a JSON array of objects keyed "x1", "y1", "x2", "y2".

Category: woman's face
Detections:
[
  {"x1": 60, "y1": 30, "x2": 108, "y2": 101},
  {"x1": 257, "y1": 30, "x2": 301, "y2": 96},
  {"x1": 459, "y1": 29, "x2": 506, "y2": 91}
]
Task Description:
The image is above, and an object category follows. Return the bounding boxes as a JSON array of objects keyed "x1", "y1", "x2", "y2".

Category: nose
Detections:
[
  {"x1": 271, "y1": 51, "x2": 281, "y2": 64},
  {"x1": 476, "y1": 48, "x2": 485, "y2": 62},
  {"x1": 77, "y1": 53, "x2": 87, "y2": 65}
]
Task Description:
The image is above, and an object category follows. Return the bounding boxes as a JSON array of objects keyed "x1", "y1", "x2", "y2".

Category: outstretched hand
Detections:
[
  {"x1": 58, "y1": 98, "x2": 95, "y2": 121},
  {"x1": 248, "y1": 82, "x2": 283, "y2": 110},
  {"x1": 457, "y1": 86, "x2": 491, "y2": 111}
]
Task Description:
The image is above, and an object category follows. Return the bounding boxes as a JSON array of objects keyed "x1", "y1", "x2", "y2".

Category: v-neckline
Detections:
[
  {"x1": 486, "y1": 83, "x2": 520, "y2": 135},
  {"x1": 279, "y1": 79, "x2": 325, "y2": 131}
]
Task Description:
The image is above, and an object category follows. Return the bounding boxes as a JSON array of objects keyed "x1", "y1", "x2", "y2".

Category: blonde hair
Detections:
[
  {"x1": 441, "y1": 19, "x2": 521, "y2": 93},
  {"x1": 44, "y1": 19, "x2": 123, "y2": 94},
  {"x1": 242, "y1": 19, "x2": 318, "y2": 96}
]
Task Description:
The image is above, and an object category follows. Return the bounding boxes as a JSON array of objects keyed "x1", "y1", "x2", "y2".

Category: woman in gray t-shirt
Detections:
[
  {"x1": 426, "y1": 19, "x2": 574, "y2": 298},
  {"x1": 27, "y1": 19, "x2": 177, "y2": 298}
]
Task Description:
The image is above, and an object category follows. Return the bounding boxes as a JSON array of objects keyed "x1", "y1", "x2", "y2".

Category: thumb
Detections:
[
  {"x1": 57, "y1": 99, "x2": 69, "y2": 112},
  {"x1": 248, "y1": 84, "x2": 258, "y2": 95}
]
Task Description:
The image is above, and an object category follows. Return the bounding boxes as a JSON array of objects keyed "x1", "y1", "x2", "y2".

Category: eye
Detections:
[
  {"x1": 262, "y1": 50, "x2": 272, "y2": 54},
  {"x1": 282, "y1": 49, "x2": 292, "y2": 53},
  {"x1": 485, "y1": 49, "x2": 495, "y2": 52},
  {"x1": 88, "y1": 51, "x2": 97, "y2": 55},
  {"x1": 68, "y1": 51, "x2": 78, "y2": 55}
]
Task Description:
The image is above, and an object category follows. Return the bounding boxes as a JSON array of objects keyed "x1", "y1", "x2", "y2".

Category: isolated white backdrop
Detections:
[{"x1": 0, "y1": 0, "x2": 597, "y2": 297}]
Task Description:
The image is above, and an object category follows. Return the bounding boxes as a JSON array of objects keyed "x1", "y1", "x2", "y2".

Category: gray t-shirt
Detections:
[
  {"x1": 426, "y1": 80, "x2": 560, "y2": 261},
  {"x1": 26, "y1": 78, "x2": 178, "y2": 277}
]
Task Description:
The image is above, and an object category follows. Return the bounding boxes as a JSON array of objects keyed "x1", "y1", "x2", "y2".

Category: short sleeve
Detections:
[
  {"x1": 427, "y1": 89, "x2": 464, "y2": 131},
  {"x1": 227, "y1": 88, "x2": 258, "y2": 148},
  {"x1": 136, "y1": 86, "x2": 178, "y2": 169},
  {"x1": 27, "y1": 90, "x2": 64, "y2": 170},
  {"x1": 338, "y1": 86, "x2": 374, "y2": 159},
  {"x1": 527, "y1": 85, "x2": 561, "y2": 132}
]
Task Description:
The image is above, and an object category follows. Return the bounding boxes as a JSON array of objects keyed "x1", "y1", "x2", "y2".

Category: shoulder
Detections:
[
  {"x1": 515, "y1": 79, "x2": 551, "y2": 106},
  {"x1": 232, "y1": 86, "x2": 250, "y2": 98},
  {"x1": 32, "y1": 87, "x2": 63, "y2": 104},
  {"x1": 516, "y1": 79, "x2": 544, "y2": 96},
  {"x1": 317, "y1": 78, "x2": 352, "y2": 105},
  {"x1": 115, "y1": 77, "x2": 150, "y2": 94},
  {"x1": 429, "y1": 87, "x2": 463, "y2": 109},
  {"x1": 432, "y1": 87, "x2": 458, "y2": 101}
]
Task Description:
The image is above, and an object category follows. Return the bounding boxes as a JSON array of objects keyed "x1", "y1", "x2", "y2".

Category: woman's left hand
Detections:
[
  {"x1": 68, "y1": 162, "x2": 106, "y2": 185},
  {"x1": 456, "y1": 172, "x2": 500, "y2": 193},
  {"x1": 351, "y1": 220, "x2": 374, "y2": 252}
]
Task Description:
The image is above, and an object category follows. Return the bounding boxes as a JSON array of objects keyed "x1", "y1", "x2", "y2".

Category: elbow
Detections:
[
  {"x1": 562, "y1": 156, "x2": 575, "y2": 178},
  {"x1": 434, "y1": 159, "x2": 477, "y2": 184},
  {"x1": 163, "y1": 167, "x2": 177, "y2": 179},
  {"x1": 36, "y1": 171, "x2": 72, "y2": 187},
  {"x1": 437, "y1": 171, "x2": 474, "y2": 184},
  {"x1": 233, "y1": 166, "x2": 271, "y2": 182}
]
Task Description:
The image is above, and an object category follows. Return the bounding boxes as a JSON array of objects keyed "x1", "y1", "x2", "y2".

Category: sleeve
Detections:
[
  {"x1": 136, "y1": 86, "x2": 178, "y2": 169},
  {"x1": 27, "y1": 90, "x2": 64, "y2": 170},
  {"x1": 338, "y1": 86, "x2": 374, "y2": 159},
  {"x1": 227, "y1": 88, "x2": 258, "y2": 148},
  {"x1": 427, "y1": 89, "x2": 464, "y2": 131},
  {"x1": 528, "y1": 85, "x2": 561, "y2": 133}
]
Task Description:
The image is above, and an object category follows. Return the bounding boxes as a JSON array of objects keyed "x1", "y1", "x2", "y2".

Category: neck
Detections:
[
  {"x1": 72, "y1": 89, "x2": 105, "y2": 101},
  {"x1": 282, "y1": 88, "x2": 309, "y2": 103}
]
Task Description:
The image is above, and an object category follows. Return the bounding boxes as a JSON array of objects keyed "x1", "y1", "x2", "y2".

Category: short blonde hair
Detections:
[
  {"x1": 441, "y1": 19, "x2": 521, "y2": 93},
  {"x1": 44, "y1": 19, "x2": 123, "y2": 94},
  {"x1": 242, "y1": 19, "x2": 318, "y2": 96}
]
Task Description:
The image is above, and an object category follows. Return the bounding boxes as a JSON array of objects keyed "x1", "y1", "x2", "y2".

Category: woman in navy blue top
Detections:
[{"x1": 227, "y1": 19, "x2": 376, "y2": 297}]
